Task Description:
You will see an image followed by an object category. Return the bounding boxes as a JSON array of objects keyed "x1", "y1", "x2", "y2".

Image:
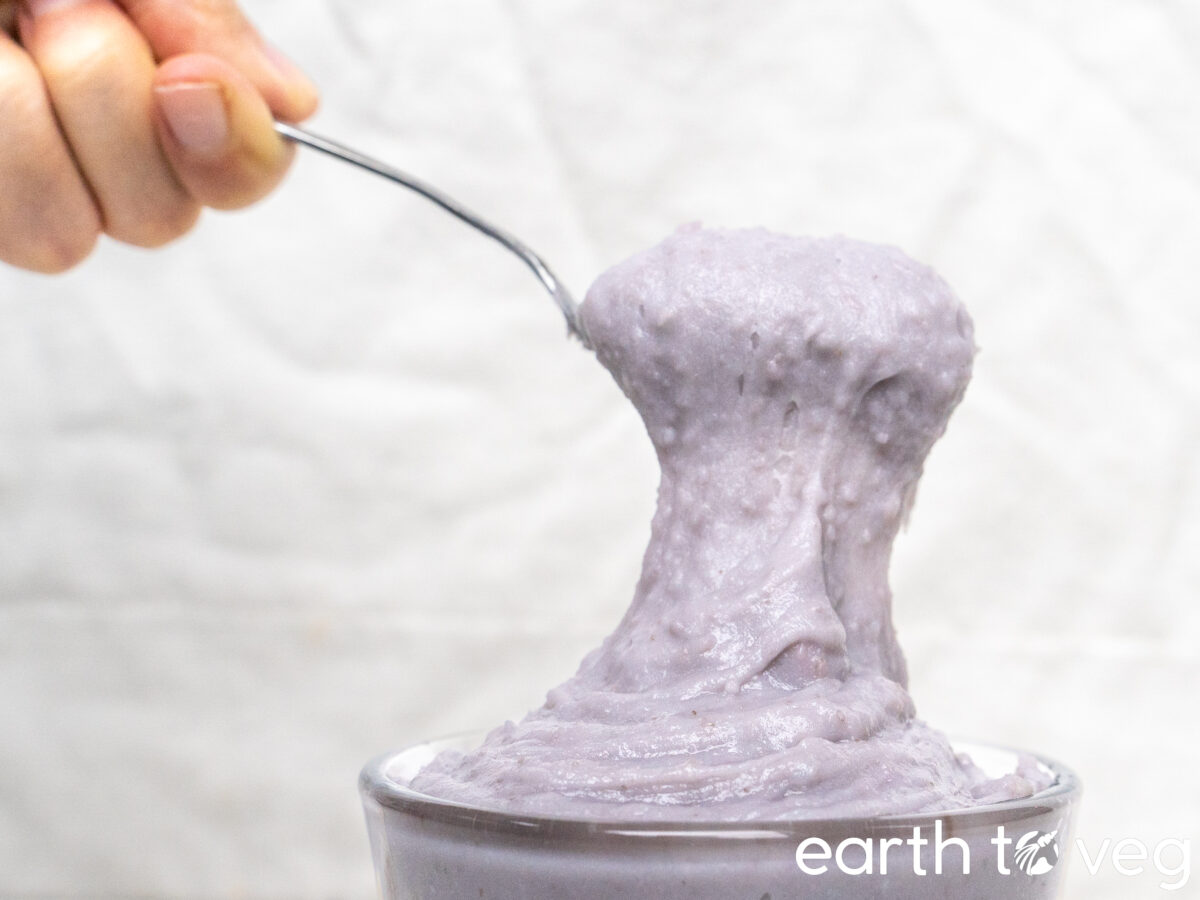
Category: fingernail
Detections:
[{"x1": 155, "y1": 82, "x2": 229, "y2": 156}]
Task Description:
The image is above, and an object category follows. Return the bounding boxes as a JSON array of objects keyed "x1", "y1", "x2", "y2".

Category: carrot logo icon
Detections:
[{"x1": 1013, "y1": 829, "x2": 1060, "y2": 875}]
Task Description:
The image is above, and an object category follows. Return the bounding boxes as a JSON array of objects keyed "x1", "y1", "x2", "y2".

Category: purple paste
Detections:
[{"x1": 412, "y1": 226, "x2": 1047, "y2": 820}]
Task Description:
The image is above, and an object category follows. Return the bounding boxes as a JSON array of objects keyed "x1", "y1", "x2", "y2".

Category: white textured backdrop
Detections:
[{"x1": 1, "y1": 1, "x2": 1197, "y2": 897}]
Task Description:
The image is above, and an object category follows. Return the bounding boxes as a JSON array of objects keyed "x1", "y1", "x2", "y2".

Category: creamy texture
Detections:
[{"x1": 412, "y1": 226, "x2": 1046, "y2": 820}]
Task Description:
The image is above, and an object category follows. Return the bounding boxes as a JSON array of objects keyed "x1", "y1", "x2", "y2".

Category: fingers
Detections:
[
  {"x1": 153, "y1": 53, "x2": 294, "y2": 211},
  {"x1": 118, "y1": 0, "x2": 317, "y2": 122},
  {"x1": 1, "y1": 0, "x2": 316, "y2": 274},
  {"x1": 0, "y1": 29, "x2": 101, "y2": 272},
  {"x1": 18, "y1": 0, "x2": 200, "y2": 248}
]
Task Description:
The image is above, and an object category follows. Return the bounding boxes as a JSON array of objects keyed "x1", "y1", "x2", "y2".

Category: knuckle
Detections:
[{"x1": 35, "y1": 26, "x2": 120, "y2": 89}]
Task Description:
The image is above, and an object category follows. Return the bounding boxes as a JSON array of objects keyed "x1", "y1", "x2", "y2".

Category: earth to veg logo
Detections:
[
  {"x1": 1013, "y1": 829, "x2": 1060, "y2": 875},
  {"x1": 794, "y1": 822, "x2": 1191, "y2": 891}
]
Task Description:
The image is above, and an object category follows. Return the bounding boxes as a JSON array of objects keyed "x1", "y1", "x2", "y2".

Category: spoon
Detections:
[{"x1": 274, "y1": 121, "x2": 587, "y2": 344}]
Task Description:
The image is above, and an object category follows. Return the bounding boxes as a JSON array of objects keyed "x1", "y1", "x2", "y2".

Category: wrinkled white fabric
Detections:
[{"x1": 0, "y1": 1, "x2": 1196, "y2": 896}]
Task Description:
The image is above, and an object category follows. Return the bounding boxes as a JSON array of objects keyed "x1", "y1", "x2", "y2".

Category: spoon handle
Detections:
[{"x1": 274, "y1": 121, "x2": 585, "y2": 341}]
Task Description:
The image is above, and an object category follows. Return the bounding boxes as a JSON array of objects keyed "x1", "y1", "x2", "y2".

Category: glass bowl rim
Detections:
[{"x1": 360, "y1": 730, "x2": 1080, "y2": 841}]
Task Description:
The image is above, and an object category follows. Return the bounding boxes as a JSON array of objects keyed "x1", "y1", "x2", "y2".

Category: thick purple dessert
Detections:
[{"x1": 411, "y1": 225, "x2": 1049, "y2": 820}]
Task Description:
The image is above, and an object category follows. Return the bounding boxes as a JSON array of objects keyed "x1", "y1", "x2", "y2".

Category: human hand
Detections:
[{"x1": 0, "y1": 0, "x2": 318, "y2": 273}]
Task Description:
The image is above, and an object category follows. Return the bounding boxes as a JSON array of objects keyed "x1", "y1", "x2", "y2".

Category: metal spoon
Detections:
[{"x1": 274, "y1": 121, "x2": 587, "y2": 344}]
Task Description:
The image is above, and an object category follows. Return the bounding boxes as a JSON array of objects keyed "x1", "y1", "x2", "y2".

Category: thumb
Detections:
[
  {"x1": 153, "y1": 53, "x2": 294, "y2": 211},
  {"x1": 119, "y1": 0, "x2": 317, "y2": 122}
]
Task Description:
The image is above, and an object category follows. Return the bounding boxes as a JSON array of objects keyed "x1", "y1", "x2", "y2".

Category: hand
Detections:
[{"x1": 0, "y1": 0, "x2": 318, "y2": 273}]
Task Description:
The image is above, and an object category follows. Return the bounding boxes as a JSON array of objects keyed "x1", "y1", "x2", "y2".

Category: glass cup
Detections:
[{"x1": 360, "y1": 732, "x2": 1080, "y2": 900}]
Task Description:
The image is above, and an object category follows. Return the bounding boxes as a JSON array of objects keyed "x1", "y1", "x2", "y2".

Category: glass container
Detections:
[{"x1": 361, "y1": 733, "x2": 1080, "y2": 900}]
